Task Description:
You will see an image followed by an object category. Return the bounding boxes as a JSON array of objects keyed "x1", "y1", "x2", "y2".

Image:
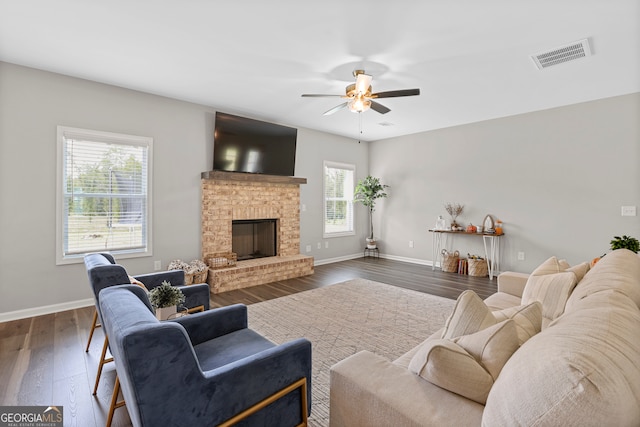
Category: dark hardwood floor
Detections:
[
  {"x1": 212, "y1": 257, "x2": 497, "y2": 307},
  {"x1": 0, "y1": 257, "x2": 496, "y2": 427}
]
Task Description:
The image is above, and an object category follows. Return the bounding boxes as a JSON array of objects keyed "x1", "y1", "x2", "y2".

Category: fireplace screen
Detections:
[{"x1": 232, "y1": 219, "x2": 277, "y2": 260}]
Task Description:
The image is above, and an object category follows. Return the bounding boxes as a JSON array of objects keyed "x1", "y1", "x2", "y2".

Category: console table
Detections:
[{"x1": 429, "y1": 229, "x2": 504, "y2": 279}]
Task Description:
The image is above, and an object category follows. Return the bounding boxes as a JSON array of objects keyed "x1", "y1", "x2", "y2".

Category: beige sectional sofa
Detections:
[{"x1": 330, "y1": 249, "x2": 640, "y2": 426}]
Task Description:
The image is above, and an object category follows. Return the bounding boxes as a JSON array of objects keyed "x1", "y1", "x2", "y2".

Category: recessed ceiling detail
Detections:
[{"x1": 531, "y1": 39, "x2": 592, "y2": 70}]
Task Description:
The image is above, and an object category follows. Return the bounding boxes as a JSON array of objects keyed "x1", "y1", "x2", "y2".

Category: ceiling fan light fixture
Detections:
[
  {"x1": 348, "y1": 96, "x2": 371, "y2": 113},
  {"x1": 301, "y1": 69, "x2": 420, "y2": 116}
]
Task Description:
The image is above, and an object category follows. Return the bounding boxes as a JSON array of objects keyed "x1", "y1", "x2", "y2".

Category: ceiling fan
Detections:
[{"x1": 302, "y1": 69, "x2": 420, "y2": 115}]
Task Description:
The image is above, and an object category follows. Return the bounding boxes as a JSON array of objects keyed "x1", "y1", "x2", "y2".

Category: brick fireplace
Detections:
[{"x1": 201, "y1": 170, "x2": 314, "y2": 294}]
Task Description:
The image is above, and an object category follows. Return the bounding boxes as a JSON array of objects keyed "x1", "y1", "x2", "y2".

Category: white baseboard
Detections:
[
  {"x1": 379, "y1": 253, "x2": 435, "y2": 266},
  {"x1": 314, "y1": 252, "x2": 438, "y2": 267},
  {"x1": 314, "y1": 253, "x2": 363, "y2": 266},
  {"x1": 0, "y1": 298, "x2": 94, "y2": 323}
]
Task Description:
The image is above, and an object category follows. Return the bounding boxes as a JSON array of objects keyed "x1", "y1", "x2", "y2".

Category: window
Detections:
[
  {"x1": 56, "y1": 126, "x2": 152, "y2": 264},
  {"x1": 323, "y1": 161, "x2": 355, "y2": 237}
]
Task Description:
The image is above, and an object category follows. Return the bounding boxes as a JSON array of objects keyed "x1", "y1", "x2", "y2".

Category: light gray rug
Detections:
[{"x1": 247, "y1": 278, "x2": 456, "y2": 427}]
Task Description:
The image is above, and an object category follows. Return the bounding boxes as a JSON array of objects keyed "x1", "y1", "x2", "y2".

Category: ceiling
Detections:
[{"x1": 1, "y1": 1, "x2": 638, "y2": 141}]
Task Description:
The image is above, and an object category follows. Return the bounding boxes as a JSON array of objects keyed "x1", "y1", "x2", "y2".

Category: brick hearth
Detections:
[{"x1": 201, "y1": 171, "x2": 314, "y2": 294}]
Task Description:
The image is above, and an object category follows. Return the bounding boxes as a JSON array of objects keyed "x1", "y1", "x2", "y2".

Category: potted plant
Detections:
[
  {"x1": 149, "y1": 280, "x2": 186, "y2": 320},
  {"x1": 610, "y1": 235, "x2": 639, "y2": 253},
  {"x1": 354, "y1": 176, "x2": 389, "y2": 249}
]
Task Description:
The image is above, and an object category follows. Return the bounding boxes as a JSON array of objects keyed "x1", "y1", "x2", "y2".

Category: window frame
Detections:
[
  {"x1": 323, "y1": 160, "x2": 356, "y2": 238},
  {"x1": 56, "y1": 126, "x2": 153, "y2": 265}
]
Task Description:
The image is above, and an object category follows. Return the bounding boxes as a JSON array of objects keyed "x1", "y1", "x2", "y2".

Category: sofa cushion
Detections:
[
  {"x1": 483, "y1": 290, "x2": 640, "y2": 426},
  {"x1": 442, "y1": 290, "x2": 497, "y2": 339},
  {"x1": 522, "y1": 271, "x2": 577, "y2": 328},
  {"x1": 331, "y1": 350, "x2": 485, "y2": 427},
  {"x1": 484, "y1": 291, "x2": 522, "y2": 311},
  {"x1": 409, "y1": 320, "x2": 519, "y2": 404},
  {"x1": 492, "y1": 301, "x2": 542, "y2": 345},
  {"x1": 566, "y1": 249, "x2": 640, "y2": 312}
]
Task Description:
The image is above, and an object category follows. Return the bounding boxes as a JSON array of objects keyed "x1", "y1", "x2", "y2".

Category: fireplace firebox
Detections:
[{"x1": 232, "y1": 219, "x2": 277, "y2": 261}]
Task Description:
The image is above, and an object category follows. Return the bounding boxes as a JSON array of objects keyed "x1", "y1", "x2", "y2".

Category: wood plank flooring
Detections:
[{"x1": 0, "y1": 257, "x2": 496, "y2": 427}]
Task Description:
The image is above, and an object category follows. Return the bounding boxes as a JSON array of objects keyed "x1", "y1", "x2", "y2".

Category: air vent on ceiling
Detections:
[{"x1": 531, "y1": 39, "x2": 592, "y2": 70}]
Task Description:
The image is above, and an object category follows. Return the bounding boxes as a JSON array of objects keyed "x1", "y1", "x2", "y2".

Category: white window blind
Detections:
[
  {"x1": 323, "y1": 161, "x2": 355, "y2": 237},
  {"x1": 56, "y1": 126, "x2": 152, "y2": 263}
]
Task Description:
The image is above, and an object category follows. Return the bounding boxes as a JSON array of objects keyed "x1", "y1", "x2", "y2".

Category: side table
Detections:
[{"x1": 429, "y1": 229, "x2": 503, "y2": 279}]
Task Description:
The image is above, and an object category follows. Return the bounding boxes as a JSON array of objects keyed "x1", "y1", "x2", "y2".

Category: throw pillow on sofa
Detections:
[
  {"x1": 530, "y1": 256, "x2": 570, "y2": 275},
  {"x1": 567, "y1": 262, "x2": 590, "y2": 282},
  {"x1": 442, "y1": 290, "x2": 542, "y2": 344},
  {"x1": 442, "y1": 290, "x2": 497, "y2": 339},
  {"x1": 522, "y1": 256, "x2": 588, "y2": 327},
  {"x1": 492, "y1": 302, "x2": 543, "y2": 345},
  {"x1": 409, "y1": 291, "x2": 542, "y2": 404},
  {"x1": 409, "y1": 319, "x2": 519, "y2": 404}
]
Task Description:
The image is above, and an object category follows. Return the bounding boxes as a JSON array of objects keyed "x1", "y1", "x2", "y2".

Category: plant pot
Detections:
[
  {"x1": 155, "y1": 305, "x2": 177, "y2": 321},
  {"x1": 366, "y1": 238, "x2": 377, "y2": 249}
]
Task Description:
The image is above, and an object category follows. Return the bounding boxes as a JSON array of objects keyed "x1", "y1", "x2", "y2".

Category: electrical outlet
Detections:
[
  {"x1": 621, "y1": 206, "x2": 637, "y2": 216},
  {"x1": 301, "y1": 204, "x2": 307, "y2": 212},
  {"x1": 306, "y1": 245, "x2": 312, "y2": 253},
  {"x1": 325, "y1": 241, "x2": 329, "y2": 249},
  {"x1": 517, "y1": 252, "x2": 525, "y2": 261},
  {"x1": 154, "y1": 260, "x2": 162, "y2": 270},
  {"x1": 317, "y1": 242, "x2": 322, "y2": 249},
  {"x1": 409, "y1": 240, "x2": 414, "y2": 248}
]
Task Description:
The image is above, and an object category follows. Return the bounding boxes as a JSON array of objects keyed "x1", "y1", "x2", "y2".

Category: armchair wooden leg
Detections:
[
  {"x1": 218, "y1": 377, "x2": 308, "y2": 427},
  {"x1": 85, "y1": 309, "x2": 101, "y2": 352},
  {"x1": 93, "y1": 336, "x2": 114, "y2": 396},
  {"x1": 106, "y1": 375, "x2": 126, "y2": 427}
]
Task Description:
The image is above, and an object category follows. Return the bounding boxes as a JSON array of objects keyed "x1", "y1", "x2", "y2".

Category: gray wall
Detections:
[
  {"x1": 296, "y1": 128, "x2": 370, "y2": 262},
  {"x1": 2, "y1": 60, "x2": 637, "y2": 319},
  {"x1": 0, "y1": 62, "x2": 367, "y2": 318},
  {"x1": 369, "y1": 93, "x2": 640, "y2": 272}
]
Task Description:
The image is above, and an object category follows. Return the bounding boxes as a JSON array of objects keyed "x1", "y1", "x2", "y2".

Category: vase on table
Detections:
[{"x1": 155, "y1": 305, "x2": 177, "y2": 321}]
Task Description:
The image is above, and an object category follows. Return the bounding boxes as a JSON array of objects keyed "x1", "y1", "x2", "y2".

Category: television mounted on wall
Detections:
[{"x1": 213, "y1": 112, "x2": 297, "y2": 177}]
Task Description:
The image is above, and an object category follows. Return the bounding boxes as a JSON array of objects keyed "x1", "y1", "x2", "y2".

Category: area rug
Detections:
[{"x1": 247, "y1": 278, "x2": 456, "y2": 427}]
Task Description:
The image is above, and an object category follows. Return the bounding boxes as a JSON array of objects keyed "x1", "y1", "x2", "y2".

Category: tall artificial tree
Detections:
[{"x1": 354, "y1": 176, "x2": 389, "y2": 241}]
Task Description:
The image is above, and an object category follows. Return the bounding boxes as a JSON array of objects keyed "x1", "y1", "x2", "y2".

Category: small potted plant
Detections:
[
  {"x1": 610, "y1": 235, "x2": 639, "y2": 253},
  {"x1": 354, "y1": 176, "x2": 389, "y2": 249},
  {"x1": 149, "y1": 280, "x2": 186, "y2": 320}
]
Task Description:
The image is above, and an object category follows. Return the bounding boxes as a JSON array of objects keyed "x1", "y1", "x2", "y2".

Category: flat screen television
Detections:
[{"x1": 213, "y1": 112, "x2": 297, "y2": 177}]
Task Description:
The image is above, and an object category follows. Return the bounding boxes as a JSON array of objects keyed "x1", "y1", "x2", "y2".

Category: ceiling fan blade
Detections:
[
  {"x1": 370, "y1": 101, "x2": 391, "y2": 114},
  {"x1": 301, "y1": 94, "x2": 343, "y2": 97},
  {"x1": 371, "y1": 88, "x2": 420, "y2": 98},
  {"x1": 323, "y1": 102, "x2": 348, "y2": 115},
  {"x1": 355, "y1": 73, "x2": 373, "y2": 94}
]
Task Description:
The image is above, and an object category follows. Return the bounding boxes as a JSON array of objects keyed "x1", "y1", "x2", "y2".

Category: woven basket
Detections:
[
  {"x1": 468, "y1": 258, "x2": 489, "y2": 277},
  {"x1": 207, "y1": 252, "x2": 238, "y2": 270},
  {"x1": 184, "y1": 269, "x2": 208, "y2": 285},
  {"x1": 441, "y1": 250, "x2": 460, "y2": 273}
]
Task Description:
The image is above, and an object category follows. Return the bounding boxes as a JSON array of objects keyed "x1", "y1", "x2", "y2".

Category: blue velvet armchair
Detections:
[
  {"x1": 83, "y1": 252, "x2": 210, "y2": 396},
  {"x1": 99, "y1": 285, "x2": 312, "y2": 426}
]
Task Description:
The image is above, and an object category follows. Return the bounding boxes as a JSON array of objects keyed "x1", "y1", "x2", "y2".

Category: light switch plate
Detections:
[{"x1": 621, "y1": 206, "x2": 637, "y2": 216}]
